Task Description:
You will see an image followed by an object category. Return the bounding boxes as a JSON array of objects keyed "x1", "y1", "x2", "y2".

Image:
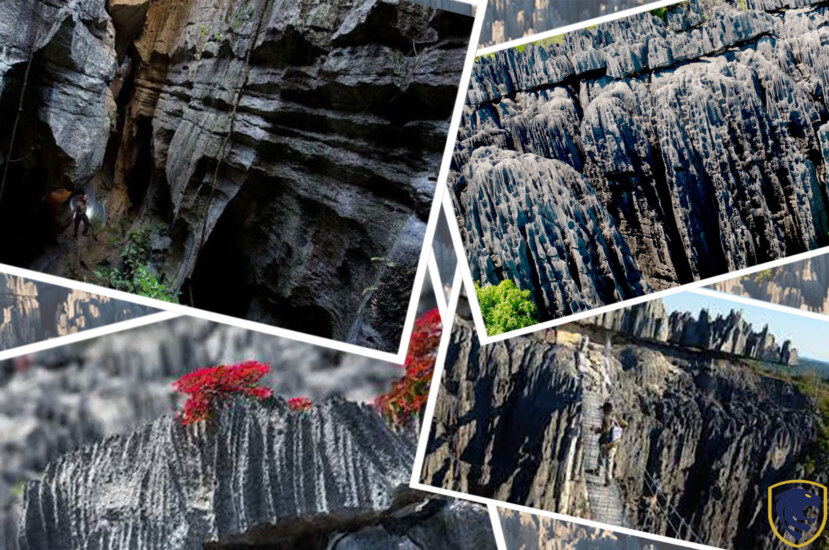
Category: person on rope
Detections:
[
  {"x1": 594, "y1": 401, "x2": 627, "y2": 487},
  {"x1": 73, "y1": 190, "x2": 90, "y2": 238}
]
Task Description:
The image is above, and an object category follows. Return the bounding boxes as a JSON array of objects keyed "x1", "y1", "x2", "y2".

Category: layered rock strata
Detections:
[
  {"x1": 18, "y1": 398, "x2": 495, "y2": 549},
  {"x1": 582, "y1": 299, "x2": 799, "y2": 365},
  {"x1": 0, "y1": 0, "x2": 473, "y2": 352},
  {"x1": 453, "y1": 0, "x2": 829, "y2": 321},
  {"x1": 422, "y1": 320, "x2": 825, "y2": 548}
]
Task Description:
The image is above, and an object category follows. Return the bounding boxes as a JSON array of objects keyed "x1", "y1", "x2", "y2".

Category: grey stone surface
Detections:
[
  {"x1": 582, "y1": 298, "x2": 800, "y2": 365},
  {"x1": 0, "y1": 274, "x2": 153, "y2": 350},
  {"x1": 0, "y1": 317, "x2": 405, "y2": 550},
  {"x1": 453, "y1": 0, "x2": 829, "y2": 323},
  {"x1": 16, "y1": 398, "x2": 496, "y2": 549},
  {"x1": 422, "y1": 318, "x2": 826, "y2": 548}
]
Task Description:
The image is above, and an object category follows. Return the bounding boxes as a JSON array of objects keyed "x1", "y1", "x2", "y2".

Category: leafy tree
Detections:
[{"x1": 475, "y1": 280, "x2": 538, "y2": 336}]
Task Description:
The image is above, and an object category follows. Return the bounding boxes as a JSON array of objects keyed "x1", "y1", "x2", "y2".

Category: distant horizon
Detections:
[{"x1": 661, "y1": 293, "x2": 829, "y2": 363}]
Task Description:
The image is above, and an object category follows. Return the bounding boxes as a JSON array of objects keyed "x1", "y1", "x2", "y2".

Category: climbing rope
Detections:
[
  {"x1": 188, "y1": 0, "x2": 274, "y2": 280},
  {"x1": 0, "y1": 21, "x2": 39, "y2": 206}
]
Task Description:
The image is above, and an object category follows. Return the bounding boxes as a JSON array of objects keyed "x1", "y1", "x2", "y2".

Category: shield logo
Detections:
[{"x1": 769, "y1": 480, "x2": 827, "y2": 548}]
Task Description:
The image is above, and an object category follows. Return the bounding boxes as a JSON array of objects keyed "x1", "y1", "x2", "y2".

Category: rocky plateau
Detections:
[{"x1": 453, "y1": 0, "x2": 829, "y2": 322}]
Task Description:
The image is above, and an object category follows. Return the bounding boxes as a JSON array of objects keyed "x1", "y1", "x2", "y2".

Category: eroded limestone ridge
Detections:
[
  {"x1": 581, "y1": 298, "x2": 799, "y2": 365},
  {"x1": 453, "y1": 0, "x2": 829, "y2": 321},
  {"x1": 422, "y1": 320, "x2": 826, "y2": 548},
  {"x1": 713, "y1": 254, "x2": 829, "y2": 314},
  {"x1": 0, "y1": 274, "x2": 153, "y2": 350},
  {"x1": 17, "y1": 396, "x2": 495, "y2": 549}
]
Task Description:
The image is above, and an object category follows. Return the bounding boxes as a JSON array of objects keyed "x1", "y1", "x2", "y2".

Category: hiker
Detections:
[
  {"x1": 594, "y1": 401, "x2": 627, "y2": 487},
  {"x1": 73, "y1": 190, "x2": 90, "y2": 237}
]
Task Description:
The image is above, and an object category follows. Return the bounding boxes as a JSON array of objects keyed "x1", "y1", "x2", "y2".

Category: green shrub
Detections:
[
  {"x1": 475, "y1": 280, "x2": 538, "y2": 336},
  {"x1": 93, "y1": 223, "x2": 179, "y2": 303}
]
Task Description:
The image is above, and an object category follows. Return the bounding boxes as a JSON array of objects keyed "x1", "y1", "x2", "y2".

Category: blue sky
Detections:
[{"x1": 662, "y1": 292, "x2": 829, "y2": 362}]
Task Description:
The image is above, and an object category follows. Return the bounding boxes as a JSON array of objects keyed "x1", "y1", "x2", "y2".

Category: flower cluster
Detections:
[
  {"x1": 173, "y1": 361, "x2": 273, "y2": 425},
  {"x1": 287, "y1": 396, "x2": 312, "y2": 412},
  {"x1": 375, "y1": 308, "x2": 442, "y2": 426}
]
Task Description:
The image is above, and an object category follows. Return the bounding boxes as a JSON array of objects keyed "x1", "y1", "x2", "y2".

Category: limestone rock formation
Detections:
[
  {"x1": 453, "y1": 0, "x2": 829, "y2": 323},
  {"x1": 0, "y1": 274, "x2": 153, "y2": 350},
  {"x1": 0, "y1": 0, "x2": 473, "y2": 352},
  {"x1": 582, "y1": 299, "x2": 800, "y2": 365},
  {"x1": 422, "y1": 319, "x2": 825, "y2": 548},
  {"x1": 17, "y1": 398, "x2": 495, "y2": 549},
  {"x1": 712, "y1": 255, "x2": 829, "y2": 314},
  {"x1": 498, "y1": 508, "x2": 687, "y2": 549},
  {"x1": 0, "y1": 316, "x2": 406, "y2": 550},
  {"x1": 480, "y1": 0, "x2": 647, "y2": 48}
]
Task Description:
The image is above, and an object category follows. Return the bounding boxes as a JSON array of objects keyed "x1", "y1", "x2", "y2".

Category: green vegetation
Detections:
[
  {"x1": 650, "y1": 2, "x2": 688, "y2": 21},
  {"x1": 475, "y1": 279, "x2": 538, "y2": 336},
  {"x1": 93, "y1": 223, "x2": 179, "y2": 303},
  {"x1": 737, "y1": 0, "x2": 748, "y2": 11},
  {"x1": 750, "y1": 269, "x2": 776, "y2": 284}
]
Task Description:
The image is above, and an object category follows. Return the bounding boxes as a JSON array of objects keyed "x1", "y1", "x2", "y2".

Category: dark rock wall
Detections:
[
  {"x1": 452, "y1": 0, "x2": 829, "y2": 321},
  {"x1": 422, "y1": 321, "x2": 825, "y2": 548},
  {"x1": 17, "y1": 398, "x2": 496, "y2": 549},
  {"x1": 581, "y1": 298, "x2": 800, "y2": 364},
  {"x1": 0, "y1": 0, "x2": 473, "y2": 352}
]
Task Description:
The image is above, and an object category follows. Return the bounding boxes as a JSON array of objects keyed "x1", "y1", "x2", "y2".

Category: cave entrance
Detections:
[
  {"x1": 0, "y1": 57, "x2": 60, "y2": 266},
  {"x1": 125, "y1": 117, "x2": 154, "y2": 208},
  {"x1": 183, "y1": 176, "x2": 337, "y2": 340}
]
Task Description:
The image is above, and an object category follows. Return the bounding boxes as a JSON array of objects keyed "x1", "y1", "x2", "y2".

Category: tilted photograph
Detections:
[
  {"x1": 479, "y1": 0, "x2": 661, "y2": 49},
  {"x1": 420, "y1": 288, "x2": 829, "y2": 548},
  {"x1": 0, "y1": 281, "x2": 498, "y2": 550},
  {"x1": 713, "y1": 250, "x2": 829, "y2": 315},
  {"x1": 498, "y1": 508, "x2": 688, "y2": 549},
  {"x1": 0, "y1": 0, "x2": 476, "y2": 353},
  {"x1": 0, "y1": 273, "x2": 155, "y2": 351},
  {"x1": 451, "y1": 0, "x2": 829, "y2": 337}
]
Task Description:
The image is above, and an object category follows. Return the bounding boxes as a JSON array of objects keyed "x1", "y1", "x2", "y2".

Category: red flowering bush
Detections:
[
  {"x1": 287, "y1": 396, "x2": 312, "y2": 412},
  {"x1": 375, "y1": 308, "x2": 442, "y2": 426},
  {"x1": 173, "y1": 361, "x2": 273, "y2": 425}
]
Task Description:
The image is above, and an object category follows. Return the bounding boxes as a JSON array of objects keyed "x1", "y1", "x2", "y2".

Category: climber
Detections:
[
  {"x1": 73, "y1": 190, "x2": 90, "y2": 238},
  {"x1": 594, "y1": 401, "x2": 627, "y2": 487}
]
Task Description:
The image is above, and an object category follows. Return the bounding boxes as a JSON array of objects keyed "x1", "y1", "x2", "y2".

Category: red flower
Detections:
[
  {"x1": 173, "y1": 361, "x2": 273, "y2": 425},
  {"x1": 287, "y1": 396, "x2": 312, "y2": 412},
  {"x1": 374, "y1": 308, "x2": 442, "y2": 426}
]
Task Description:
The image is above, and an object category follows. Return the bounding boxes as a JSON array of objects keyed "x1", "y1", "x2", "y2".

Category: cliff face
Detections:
[
  {"x1": 0, "y1": 0, "x2": 473, "y2": 352},
  {"x1": 18, "y1": 398, "x2": 495, "y2": 549},
  {"x1": 422, "y1": 320, "x2": 826, "y2": 549},
  {"x1": 453, "y1": 0, "x2": 829, "y2": 322},
  {"x1": 582, "y1": 299, "x2": 799, "y2": 365},
  {"x1": 0, "y1": 274, "x2": 153, "y2": 350},
  {"x1": 712, "y1": 254, "x2": 829, "y2": 314}
]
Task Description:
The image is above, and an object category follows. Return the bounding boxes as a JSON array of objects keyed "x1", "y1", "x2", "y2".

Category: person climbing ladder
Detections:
[
  {"x1": 594, "y1": 401, "x2": 627, "y2": 487},
  {"x1": 73, "y1": 190, "x2": 90, "y2": 238}
]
